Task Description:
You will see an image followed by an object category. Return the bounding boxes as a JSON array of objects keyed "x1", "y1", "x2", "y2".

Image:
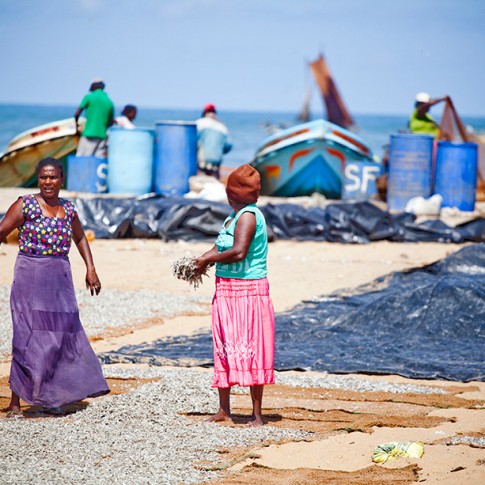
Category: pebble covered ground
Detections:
[
  {"x1": 0, "y1": 285, "x2": 208, "y2": 359},
  {"x1": 1, "y1": 365, "x2": 468, "y2": 485},
  {"x1": 0, "y1": 367, "x2": 310, "y2": 484},
  {"x1": 2, "y1": 283, "x2": 484, "y2": 483}
]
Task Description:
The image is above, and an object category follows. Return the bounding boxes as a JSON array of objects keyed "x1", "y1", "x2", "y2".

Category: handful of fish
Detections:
[{"x1": 171, "y1": 256, "x2": 211, "y2": 290}]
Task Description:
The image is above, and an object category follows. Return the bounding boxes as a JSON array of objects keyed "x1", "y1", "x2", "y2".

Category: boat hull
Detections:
[
  {"x1": 252, "y1": 120, "x2": 373, "y2": 198},
  {"x1": 0, "y1": 118, "x2": 83, "y2": 187}
]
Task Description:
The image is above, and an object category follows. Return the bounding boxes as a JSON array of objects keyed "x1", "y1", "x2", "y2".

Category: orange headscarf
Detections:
[{"x1": 225, "y1": 164, "x2": 261, "y2": 205}]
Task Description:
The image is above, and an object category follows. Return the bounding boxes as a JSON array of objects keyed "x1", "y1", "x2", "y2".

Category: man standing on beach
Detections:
[
  {"x1": 196, "y1": 103, "x2": 232, "y2": 180},
  {"x1": 74, "y1": 79, "x2": 114, "y2": 158},
  {"x1": 408, "y1": 92, "x2": 449, "y2": 137}
]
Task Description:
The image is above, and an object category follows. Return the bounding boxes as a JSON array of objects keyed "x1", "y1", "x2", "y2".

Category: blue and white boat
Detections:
[
  {"x1": 251, "y1": 119, "x2": 374, "y2": 198},
  {"x1": 251, "y1": 54, "x2": 377, "y2": 198}
]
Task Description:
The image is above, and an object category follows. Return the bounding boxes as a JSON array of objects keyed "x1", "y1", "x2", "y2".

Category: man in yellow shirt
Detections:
[{"x1": 408, "y1": 92, "x2": 449, "y2": 137}]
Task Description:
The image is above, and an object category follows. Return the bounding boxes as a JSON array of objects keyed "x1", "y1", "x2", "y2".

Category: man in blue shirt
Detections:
[{"x1": 196, "y1": 104, "x2": 232, "y2": 180}]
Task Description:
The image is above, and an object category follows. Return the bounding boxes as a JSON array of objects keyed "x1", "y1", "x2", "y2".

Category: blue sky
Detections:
[{"x1": 1, "y1": 0, "x2": 484, "y2": 116}]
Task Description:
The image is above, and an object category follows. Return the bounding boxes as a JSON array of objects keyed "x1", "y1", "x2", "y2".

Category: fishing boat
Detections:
[
  {"x1": 0, "y1": 117, "x2": 84, "y2": 187},
  {"x1": 252, "y1": 54, "x2": 375, "y2": 198},
  {"x1": 252, "y1": 119, "x2": 373, "y2": 198}
]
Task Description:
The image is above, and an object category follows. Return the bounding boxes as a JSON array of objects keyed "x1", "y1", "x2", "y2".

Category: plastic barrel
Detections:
[
  {"x1": 67, "y1": 155, "x2": 108, "y2": 193},
  {"x1": 108, "y1": 127, "x2": 155, "y2": 194},
  {"x1": 153, "y1": 121, "x2": 197, "y2": 196},
  {"x1": 342, "y1": 161, "x2": 382, "y2": 200},
  {"x1": 387, "y1": 133, "x2": 434, "y2": 211},
  {"x1": 434, "y1": 141, "x2": 478, "y2": 211}
]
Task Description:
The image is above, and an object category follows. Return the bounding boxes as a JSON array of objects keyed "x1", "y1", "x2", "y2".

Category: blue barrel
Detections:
[
  {"x1": 108, "y1": 127, "x2": 155, "y2": 194},
  {"x1": 434, "y1": 141, "x2": 478, "y2": 211},
  {"x1": 342, "y1": 160, "x2": 382, "y2": 200},
  {"x1": 387, "y1": 133, "x2": 434, "y2": 211},
  {"x1": 153, "y1": 121, "x2": 197, "y2": 196},
  {"x1": 67, "y1": 155, "x2": 108, "y2": 193}
]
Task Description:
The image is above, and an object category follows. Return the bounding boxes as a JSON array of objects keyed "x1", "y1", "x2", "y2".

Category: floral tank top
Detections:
[{"x1": 18, "y1": 195, "x2": 78, "y2": 257}]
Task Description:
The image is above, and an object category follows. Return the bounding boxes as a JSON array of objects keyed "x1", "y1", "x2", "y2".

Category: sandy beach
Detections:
[{"x1": 1, "y1": 229, "x2": 484, "y2": 483}]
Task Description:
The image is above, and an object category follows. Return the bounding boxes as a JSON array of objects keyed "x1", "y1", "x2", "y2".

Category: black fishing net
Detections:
[
  {"x1": 64, "y1": 196, "x2": 485, "y2": 243},
  {"x1": 3, "y1": 196, "x2": 482, "y2": 243},
  {"x1": 101, "y1": 244, "x2": 485, "y2": 382}
]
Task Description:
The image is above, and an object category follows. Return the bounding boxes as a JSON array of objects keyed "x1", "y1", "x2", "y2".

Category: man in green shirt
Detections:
[
  {"x1": 408, "y1": 92, "x2": 449, "y2": 137},
  {"x1": 74, "y1": 79, "x2": 114, "y2": 158}
]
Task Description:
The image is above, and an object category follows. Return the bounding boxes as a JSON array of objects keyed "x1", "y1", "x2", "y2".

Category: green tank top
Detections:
[{"x1": 215, "y1": 204, "x2": 268, "y2": 280}]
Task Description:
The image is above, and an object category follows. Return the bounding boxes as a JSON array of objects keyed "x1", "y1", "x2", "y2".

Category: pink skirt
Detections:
[{"x1": 211, "y1": 276, "x2": 275, "y2": 388}]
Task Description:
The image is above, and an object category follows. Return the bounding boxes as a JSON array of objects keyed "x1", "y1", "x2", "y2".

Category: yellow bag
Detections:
[{"x1": 372, "y1": 441, "x2": 424, "y2": 463}]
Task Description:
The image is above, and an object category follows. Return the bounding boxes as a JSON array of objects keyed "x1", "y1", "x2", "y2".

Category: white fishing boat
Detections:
[{"x1": 0, "y1": 117, "x2": 85, "y2": 187}]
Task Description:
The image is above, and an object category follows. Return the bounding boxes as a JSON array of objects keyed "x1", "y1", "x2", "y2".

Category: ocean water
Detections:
[{"x1": 1, "y1": 103, "x2": 485, "y2": 167}]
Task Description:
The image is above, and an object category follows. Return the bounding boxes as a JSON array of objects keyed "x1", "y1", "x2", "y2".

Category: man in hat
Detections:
[
  {"x1": 196, "y1": 103, "x2": 232, "y2": 180},
  {"x1": 408, "y1": 92, "x2": 449, "y2": 137},
  {"x1": 74, "y1": 79, "x2": 114, "y2": 158}
]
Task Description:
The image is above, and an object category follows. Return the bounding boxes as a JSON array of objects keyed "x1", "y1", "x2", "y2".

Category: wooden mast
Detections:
[{"x1": 309, "y1": 54, "x2": 355, "y2": 129}]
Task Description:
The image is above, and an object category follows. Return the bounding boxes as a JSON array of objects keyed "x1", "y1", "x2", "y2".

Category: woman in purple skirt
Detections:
[{"x1": 0, "y1": 157, "x2": 109, "y2": 418}]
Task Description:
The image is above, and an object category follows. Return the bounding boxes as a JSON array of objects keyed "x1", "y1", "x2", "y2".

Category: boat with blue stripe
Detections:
[{"x1": 251, "y1": 119, "x2": 374, "y2": 198}]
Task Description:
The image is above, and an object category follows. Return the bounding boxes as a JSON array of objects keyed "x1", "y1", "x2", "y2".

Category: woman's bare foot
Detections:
[
  {"x1": 206, "y1": 410, "x2": 233, "y2": 423},
  {"x1": 247, "y1": 415, "x2": 264, "y2": 427},
  {"x1": 6, "y1": 406, "x2": 24, "y2": 419}
]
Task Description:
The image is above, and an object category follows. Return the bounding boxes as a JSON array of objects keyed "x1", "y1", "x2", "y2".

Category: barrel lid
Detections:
[
  {"x1": 437, "y1": 140, "x2": 478, "y2": 148},
  {"x1": 390, "y1": 133, "x2": 434, "y2": 140},
  {"x1": 155, "y1": 120, "x2": 197, "y2": 126},
  {"x1": 109, "y1": 126, "x2": 155, "y2": 134}
]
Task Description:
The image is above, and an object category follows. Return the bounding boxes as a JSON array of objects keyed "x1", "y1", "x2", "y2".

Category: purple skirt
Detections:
[{"x1": 9, "y1": 252, "x2": 110, "y2": 408}]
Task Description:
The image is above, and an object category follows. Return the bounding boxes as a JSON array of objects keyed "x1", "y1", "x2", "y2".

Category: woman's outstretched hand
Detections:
[{"x1": 86, "y1": 268, "x2": 101, "y2": 296}]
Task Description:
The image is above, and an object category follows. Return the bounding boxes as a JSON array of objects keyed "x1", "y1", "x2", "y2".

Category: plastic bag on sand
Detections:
[
  {"x1": 372, "y1": 441, "x2": 424, "y2": 463},
  {"x1": 405, "y1": 194, "x2": 442, "y2": 216},
  {"x1": 186, "y1": 175, "x2": 228, "y2": 202}
]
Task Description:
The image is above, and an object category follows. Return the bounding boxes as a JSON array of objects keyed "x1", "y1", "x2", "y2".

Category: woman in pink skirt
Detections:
[{"x1": 194, "y1": 164, "x2": 275, "y2": 426}]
